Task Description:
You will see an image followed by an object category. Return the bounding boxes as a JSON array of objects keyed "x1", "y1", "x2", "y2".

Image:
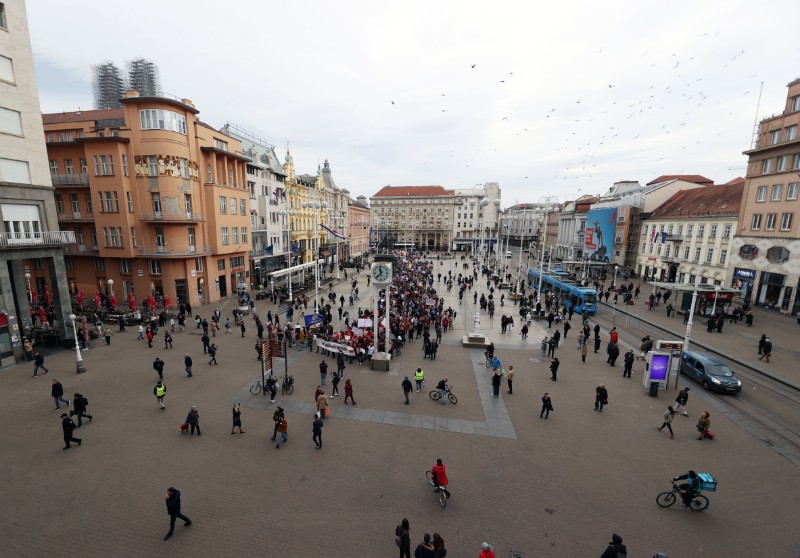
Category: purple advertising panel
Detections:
[{"x1": 650, "y1": 354, "x2": 669, "y2": 381}]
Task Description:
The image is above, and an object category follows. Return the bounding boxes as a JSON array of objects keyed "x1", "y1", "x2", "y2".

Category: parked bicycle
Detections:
[
  {"x1": 250, "y1": 378, "x2": 266, "y2": 396},
  {"x1": 425, "y1": 470, "x2": 450, "y2": 508},
  {"x1": 656, "y1": 483, "x2": 710, "y2": 511},
  {"x1": 429, "y1": 385, "x2": 458, "y2": 404},
  {"x1": 281, "y1": 373, "x2": 294, "y2": 395}
]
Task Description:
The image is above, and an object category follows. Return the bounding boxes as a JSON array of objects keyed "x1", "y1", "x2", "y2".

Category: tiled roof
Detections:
[
  {"x1": 646, "y1": 174, "x2": 713, "y2": 186},
  {"x1": 723, "y1": 177, "x2": 745, "y2": 186},
  {"x1": 648, "y1": 184, "x2": 743, "y2": 219},
  {"x1": 372, "y1": 185, "x2": 454, "y2": 197},
  {"x1": 42, "y1": 108, "x2": 124, "y2": 125}
]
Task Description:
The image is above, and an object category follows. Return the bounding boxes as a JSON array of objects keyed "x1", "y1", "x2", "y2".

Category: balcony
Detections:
[
  {"x1": 64, "y1": 244, "x2": 98, "y2": 255},
  {"x1": 661, "y1": 256, "x2": 681, "y2": 264},
  {"x1": 0, "y1": 230, "x2": 77, "y2": 248},
  {"x1": 137, "y1": 244, "x2": 210, "y2": 257},
  {"x1": 51, "y1": 173, "x2": 90, "y2": 187},
  {"x1": 58, "y1": 212, "x2": 95, "y2": 222},
  {"x1": 139, "y1": 212, "x2": 206, "y2": 223},
  {"x1": 665, "y1": 234, "x2": 684, "y2": 242}
]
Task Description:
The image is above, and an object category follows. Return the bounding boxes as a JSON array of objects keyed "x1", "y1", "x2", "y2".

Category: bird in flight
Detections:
[
  {"x1": 501, "y1": 117, "x2": 507, "y2": 120},
  {"x1": 390, "y1": 101, "x2": 395, "y2": 105},
  {"x1": 608, "y1": 84, "x2": 615, "y2": 88},
  {"x1": 471, "y1": 64, "x2": 476, "y2": 68}
]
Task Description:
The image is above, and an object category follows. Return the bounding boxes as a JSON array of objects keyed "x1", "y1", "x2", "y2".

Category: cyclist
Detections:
[
  {"x1": 436, "y1": 377, "x2": 449, "y2": 405},
  {"x1": 431, "y1": 458, "x2": 448, "y2": 493},
  {"x1": 673, "y1": 470, "x2": 701, "y2": 507},
  {"x1": 484, "y1": 342, "x2": 495, "y2": 363}
]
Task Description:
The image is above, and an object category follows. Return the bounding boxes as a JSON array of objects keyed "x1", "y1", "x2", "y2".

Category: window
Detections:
[
  {"x1": 770, "y1": 130, "x2": 780, "y2": 145},
  {"x1": 677, "y1": 225, "x2": 683, "y2": 236},
  {"x1": 120, "y1": 259, "x2": 131, "y2": 274},
  {"x1": 705, "y1": 248, "x2": 714, "y2": 263},
  {"x1": 722, "y1": 224, "x2": 731, "y2": 238},
  {"x1": 719, "y1": 249, "x2": 727, "y2": 266},
  {"x1": 777, "y1": 155, "x2": 788, "y2": 172},
  {"x1": 221, "y1": 227, "x2": 229, "y2": 245},
  {"x1": 697, "y1": 225, "x2": 705, "y2": 238},
  {"x1": 241, "y1": 227, "x2": 247, "y2": 243},
  {"x1": 147, "y1": 155, "x2": 158, "y2": 176},
  {"x1": 686, "y1": 225, "x2": 693, "y2": 237},
  {"x1": 771, "y1": 184, "x2": 783, "y2": 201},
  {"x1": 130, "y1": 227, "x2": 137, "y2": 247},
  {"x1": 93, "y1": 155, "x2": 114, "y2": 176},
  {"x1": 0, "y1": 158, "x2": 31, "y2": 183},
  {"x1": 102, "y1": 227, "x2": 110, "y2": 247},
  {"x1": 85, "y1": 192, "x2": 93, "y2": 213},
  {"x1": 794, "y1": 154, "x2": 800, "y2": 170},
  {"x1": 709, "y1": 224, "x2": 717, "y2": 238},
  {"x1": 0, "y1": 2, "x2": 6, "y2": 29},
  {"x1": 694, "y1": 247, "x2": 701, "y2": 261},
  {"x1": 761, "y1": 159, "x2": 772, "y2": 174},
  {"x1": 180, "y1": 158, "x2": 188, "y2": 179},
  {"x1": 112, "y1": 191, "x2": 119, "y2": 212},
  {"x1": 70, "y1": 193, "x2": 79, "y2": 213},
  {"x1": 80, "y1": 158, "x2": 87, "y2": 174},
  {"x1": 151, "y1": 192, "x2": 161, "y2": 214},
  {"x1": 49, "y1": 159, "x2": 59, "y2": 174},
  {"x1": 109, "y1": 227, "x2": 122, "y2": 247},
  {"x1": 232, "y1": 227, "x2": 239, "y2": 243},
  {"x1": 781, "y1": 213, "x2": 793, "y2": 231},
  {"x1": 139, "y1": 109, "x2": 187, "y2": 134},
  {"x1": 756, "y1": 185, "x2": 768, "y2": 202},
  {"x1": 787, "y1": 126, "x2": 798, "y2": 142},
  {"x1": 228, "y1": 169, "x2": 235, "y2": 187},
  {"x1": 64, "y1": 159, "x2": 74, "y2": 174},
  {"x1": 64, "y1": 257, "x2": 74, "y2": 271},
  {"x1": 0, "y1": 106, "x2": 23, "y2": 135},
  {"x1": 793, "y1": 96, "x2": 800, "y2": 112},
  {"x1": 214, "y1": 138, "x2": 228, "y2": 151},
  {"x1": 217, "y1": 259, "x2": 225, "y2": 271},
  {"x1": 196, "y1": 257, "x2": 204, "y2": 272},
  {"x1": 55, "y1": 194, "x2": 64, "y2": 213},
  {"x1": 90, "y1": 227, "x2": 98, "y2": 248},
  {"x1": 122, "y1": 154, "x2": 129, "y2": 176},
  {"x1": 665, "y1": 245, "x2": 671, "y2": 258},
  {"x1": 94, "y1": 258, "x2": 105, "y2": 272},
  {"x1": 219, "y1": 196, "x2": 227, "y2": 214},
  {"x1": 240, "y1": 199, "x2": 246, "y2": 215},
  {"x1": 765, "y1": 213, "x2": 776, "y2": 231},
  {"x1": 207, "y1": 164, "x2": 213, "y2": 182},
  {"x1": 641, "y1": 243, "x2": 646, "y2": 254},
  {"x1": 788, "y1": 183, "x2": 799, "y2": 200},
  {"x1": 230, "y1": 197, "x2": 237, "y2": 215},
  {"x1": 126, "y1": 192, "x2": 133, "y2": 212},
  {"x1": 683, "y1": 246, "x2": 690, "y2": 259},
  {"x1": 0, "y1": 55, "x2": 14, "y2": 83},
  {"x1": 751, "y1": 214, "x2": 761, "y2": 230},
  {"x1": 149, "y1": 260, "x2": 162, "y2": 275}
]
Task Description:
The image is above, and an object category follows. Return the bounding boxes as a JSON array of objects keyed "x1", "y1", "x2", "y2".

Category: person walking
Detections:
[
  {"x1": 758, "y1": 337, "x2": 772, "y2": 363},
  {"x1": 153, "y1": 379, "x2": 166, "y2": 409},
  {"x1": 317, "y1": 390, "x2": 329, "y2": 418},
  {"x1": 185, "y1": 406, "x2": 201, "y2": 436},
  {"x1": 521, "y1": 323, "x2": 529, "y2": 340},
  {"x1": 312, "y1": 412, "x2": 323, "y2": 449},
  {"x1": 104, "y1": 327, "x2": 113, "y2": 346},
  {"x1": 563, "y1": 320, "x2": 571, "y2": 338},
  {"x1": 396, "y1": 518, "x2": 411, "y2": 558},
  {"x1": 673, "y1": 386, "x2": 690, "y2": 416},
  {"x1": 594, "y1": 384, "x2": 608, "y2": 412},
  {"x1": 491, "y1": 368, "x2": 502, "y2": 397},
  {"x1": 231, "y1": 403, "x2": 245, "y2": 434},
  {"x1": 184, "y1": 354, "x2": 193, "y2": 377},
  {"x1": 600, "y1": 534, "x2": 627, "y2": 558},
  {"x1": 594, "y1": 334, "x2": 602, "y2": 354},
  {"x1": 137, "y1": 324, "x2": 144, "y2": 340},
  {"x1": 164, "y1": 331, "x2": 173, "y2": 349},
  {"x1": 60, "y1": 413, "x2": 82, "y2": 449},
  {"x1": 330, "y1": 372, "x2": 340, "y2": 397},
  {"x1": 153, "y1": 357, "x2": 165, "y2": 380},
  {"x1": 540, "y1": 336, "x2": 548, "y2": 356},
  {"x1": 344, "y1": 379, "x2": 356, "y2": 405},
  {"x1": 547, "y1": 336, "x2": 557, "y2": 358},
  {"x1": 623, "y1": 349, "x2": 634, "y2": 377},
  {"x1": 580, "y1": 341, "x2": 588, "y2": 364},
  {"x1": 757, "y1": 334, "x2": 766, "y2": 355},
  {"x1": 540, "y1": 393, "x2": 553, "y2": 419},
  {"x1": 402, "y1": 376, "x2": 413, "y2": 404},
  {"x1": 479, "y1": 542, "x2": 496, "y2": 558},
  {"x1": 275, "y1": 415, "x2": 288, "y2": 448},
  {"x1": 240, "y1": 321, "x2": 246, "y2": 338},
  {"x1": 414, "y1": 367, "x2": 425, "y2": 392},
  {"x1": 336, "y1": 351, "x2": 346, "y2": 377},
  {"x1": 319, "y1": 360, "x2": 328, "y2": 387},
  {"x1": 208, "y1": 344, "x2": 218, "y2": 365},
  {"x1": 147, "y1": 328, "x2": 154, "y2": 348},
  {"x1": 163, "y1": 487, "x2": 191, "y2": 540},
  {"x1": 270, "y1": 406, "x2": 285, "y2": 441},
  {"x1": 201, "y1": 333, "x2": 210, "y2": 354},
  {"x1": 71, "y1": 393, "x2": 92, "y2": 427},
  {"x1": 696, "y1": 410, "x2": 712, "y2": 440},
  {"x1": 506, "y1": 365, "x2": 514, "y2": 394},
  {"x1": 657, "y1": 406, "x2": 676, "y2": 438},
  {"x1": 607, "y1": 342, "x2": 620, "y2": 366},
  {"x1": 550, "y1": 357, "x2": 560, "y2": 381},
  {"x1": 33, "y1": 350, "x2": 49, "y2": 377},
  {"x1": 51, "y1": 379, "x2": 70, "y2": 409}
]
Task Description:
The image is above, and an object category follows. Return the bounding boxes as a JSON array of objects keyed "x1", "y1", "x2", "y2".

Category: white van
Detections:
[{"x1": 505, "y1": 250, "x2": 513, "y2": 258}]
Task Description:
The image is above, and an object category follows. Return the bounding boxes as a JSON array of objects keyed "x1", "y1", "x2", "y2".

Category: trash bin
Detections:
[{"x1": 648, "y1": 381, "x2": 660, "y2": 397}]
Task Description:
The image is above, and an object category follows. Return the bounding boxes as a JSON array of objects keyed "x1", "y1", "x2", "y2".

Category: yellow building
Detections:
[{"x1": 284, "y1": 151, "x2": 326, "y2": 264}]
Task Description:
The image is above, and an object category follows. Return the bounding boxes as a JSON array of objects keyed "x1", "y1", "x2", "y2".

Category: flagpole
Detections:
[{"x1": 336, "y1": 235, "x2": 340, "y2": 280}]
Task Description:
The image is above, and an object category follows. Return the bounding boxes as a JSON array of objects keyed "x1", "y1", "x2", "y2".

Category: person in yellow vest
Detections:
[
  {"x1": 414, "y1": 367, "x2": 425, "y2": 392},
  {"x1": 153, "y1": 379, "x2": 166, "y2": 409}
]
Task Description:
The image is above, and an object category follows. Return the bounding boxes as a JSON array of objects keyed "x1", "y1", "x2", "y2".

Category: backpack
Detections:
[
  {"x1": 608, "y1": 545, "x2": 626, "y2": 558},
  {"x1": 82, "y1": 396, "x2": 89, "y2": 406}
]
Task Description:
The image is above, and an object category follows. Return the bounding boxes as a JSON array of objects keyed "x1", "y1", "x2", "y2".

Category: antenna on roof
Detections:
[{"x1": 750, "y1": 81, "x2": 764, "y2": 149}]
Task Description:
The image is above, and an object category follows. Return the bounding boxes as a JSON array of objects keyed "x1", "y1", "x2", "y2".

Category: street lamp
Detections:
[
  {"x1": 68, "y1": 313, "x2": 87, "y2": 374},
  {"x1": 470, "y1": 198, "x2": 490, "y2": 335},
  {"x1": 612, "y1": 265, "x2": 619, "y2": 289},
  {"x1": 682, "y1": 273, "x2": 702, "y2": 367},
  {"x1": 711, "y1": 284, "x2": 722, "y2": 316},
  {"x1": 24, "y1": 272, "x2": 32, "y2": 304},
  {"x1": 107, "y1": 279, "x2": 114, "y2": 309}
]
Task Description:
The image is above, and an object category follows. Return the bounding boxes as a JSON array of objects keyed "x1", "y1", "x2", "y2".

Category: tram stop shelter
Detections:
[{"x1": 645, "y1": 281, "x2": 742, "y2": 315}]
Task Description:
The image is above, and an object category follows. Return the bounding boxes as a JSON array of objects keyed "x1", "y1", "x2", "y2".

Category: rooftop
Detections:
[
  {"x1": 372, "y1": 185, "x2": 455, "y2": 197},
  {"x1": 648, "y1": 183, "x2": 743, "y2": 220},
  {"x1": 646, "y1": 174, "x2": 714, "y2": 186},
  {"x1": 42, "y1": 108, "x2": 124, "y2": 125}
]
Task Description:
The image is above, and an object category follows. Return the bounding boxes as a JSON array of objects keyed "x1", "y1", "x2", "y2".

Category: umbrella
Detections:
[
  {"x1": 164, "y1": 296, "x2": 171, "y2": 310},
  {"x1": 44, "y1": 284, "x2": 52, "y2": 306},
  {"x1": 77, "y1": 290, "x2": 85, "y2": 309}
]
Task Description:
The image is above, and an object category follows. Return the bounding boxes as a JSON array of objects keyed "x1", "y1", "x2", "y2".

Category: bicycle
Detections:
[
  {"x1": 484, "y1": 353, "x2": 492, "y2": 368},
  {"x1": 656, "y1": 484, "x2": 709, "y2": 511},
  {"x1": 250, "y1": 378, "x2": 265, "y2": 396},
  {"x1": 425, "y1": 470, "x2": 450, "y2": 508},
  {"x1": 281, "y1": 373, "x2": 294, "y2": 395},
  {"x1": 429, "y1": 386, "x2": 458, "y2": 404}
]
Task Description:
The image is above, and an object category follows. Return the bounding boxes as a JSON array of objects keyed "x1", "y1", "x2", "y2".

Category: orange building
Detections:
[{"x1": 41, "y1": 91, "x2": 251, "y2": 308}]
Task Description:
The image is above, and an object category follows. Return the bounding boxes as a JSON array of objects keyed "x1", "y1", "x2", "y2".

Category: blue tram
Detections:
[{"x1": 527, "y1": 268, "x2": 597, "y2": 315}]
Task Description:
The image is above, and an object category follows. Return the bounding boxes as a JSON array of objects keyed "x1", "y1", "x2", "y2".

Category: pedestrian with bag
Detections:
[
  {"x1": 71, "y1": 393, "x2": 92, "y2": 426},
  {"x1": 163, "y1": 487, "x2": 191, "y2": 540},
  {"x1": 312, "y1": 412, "x2": 323, "y2": 449},
  {"x1": 696, "y1": 410, "x2": 712, "y2": 440},
  {"x1": 208, "y1": 344, "x2": 218, "y2": 365},
  {"x1": 153, "y1": 357, "x2": 165, "y2": 380},
  {"x1": 60, "y1": 412, "x2": 81, "y2": 449},
  {"x1": 317, "y1": 389, "x2": 329, "y2": 418},
  {"x1": 594, "y1": 384, "x2": 608, "y2": 412},
  {"x1": 673, "y1": 386, "x2": 690, "y2": 416},
  {"x1": 657, "y1": 406, "x2": 675, "y2": 438},
  {"x1": 540, "y1": 393, "x2": 553, "y2": 419},
  {"x1": 231, "y1": 403, "x2": 245, "y2": 434},
  {"x1": 275, "y1": 415, "x2": 288, "y2": 448},
  {"x1": 758, "y1": 337, "x2": 772, "y2": 363},
  {"x1": 185, "y1": 406, "x2": 200, "y2": 436},
  {"x1": 184, "y1": 354, "x2": 193, "y2": 377}
]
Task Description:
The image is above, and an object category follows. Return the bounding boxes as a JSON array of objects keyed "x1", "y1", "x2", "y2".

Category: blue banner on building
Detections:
[{"x1": 584, "y1": 208, "x2": 618, "y2": 262}]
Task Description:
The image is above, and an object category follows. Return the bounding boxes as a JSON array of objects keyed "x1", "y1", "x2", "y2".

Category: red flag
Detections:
[{"x1": 44, "y1": 284, "x2": 52, "y2": 306}]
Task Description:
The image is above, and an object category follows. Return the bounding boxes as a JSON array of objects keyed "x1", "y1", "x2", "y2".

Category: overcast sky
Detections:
[{"x1": 27, "y1": 0, "x2": 800, "y2": 206}]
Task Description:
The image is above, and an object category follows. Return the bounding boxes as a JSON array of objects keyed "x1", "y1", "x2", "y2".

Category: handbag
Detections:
[{"x1": 326, "y1": 407, "x2": 331, "y2": 417}]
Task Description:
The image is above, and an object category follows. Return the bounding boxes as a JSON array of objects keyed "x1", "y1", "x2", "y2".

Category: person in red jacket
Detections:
[
  {"x1": 479, "y1": 542, "x2": 495, "y2": 558},
  {"x1": 431, "y1": 458, "x2": 448, "y2": 492},
  {"x1": 610, "y1": 327, "x2": 619, "y2": 344}
]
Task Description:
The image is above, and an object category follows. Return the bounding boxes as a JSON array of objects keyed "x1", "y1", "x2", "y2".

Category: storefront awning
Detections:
[{"x1": 267, "y1": 259, "x2": 324, "y2": 279}]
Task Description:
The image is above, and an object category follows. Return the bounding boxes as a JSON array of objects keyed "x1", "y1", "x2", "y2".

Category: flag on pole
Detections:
[{"x1": 320, "y1": 223, "x2": 346, "y2": 240}]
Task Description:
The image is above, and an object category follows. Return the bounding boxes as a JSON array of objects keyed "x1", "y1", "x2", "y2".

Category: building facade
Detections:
[
  {"x1": 284, "y1": 152, "x2": 327, "y2": 265},
  {"x1": 733, "y1": 78, "x2": 800, "y2": 314},
  {"x1": 452, "y1": 182, "x2": 502, "y2": 252},
  {"x1": 370, "y1": 186, "x2": 455, "y2": 251},
  {"x1": 0, "y1": 0, "x2": 76, "y2": 366},
  {"x1": 42, "y1": 91, "x2": 251, "y2": 307},
  {"x1": 348, "y1": 196, "x2": 370, "y2": 258},
  {"x1": 636, "y1": 183, "x2": 742, "y2": 285}
]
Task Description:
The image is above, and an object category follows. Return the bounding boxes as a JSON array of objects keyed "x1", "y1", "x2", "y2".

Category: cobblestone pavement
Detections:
[{"x1": 1, "y1": 257, "x2": 798, "y2": 556}]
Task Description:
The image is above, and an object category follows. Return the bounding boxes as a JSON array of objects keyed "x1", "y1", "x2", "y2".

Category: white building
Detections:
[{"x1": 453, "y1": 182, "x2": 502, "y2": 252}]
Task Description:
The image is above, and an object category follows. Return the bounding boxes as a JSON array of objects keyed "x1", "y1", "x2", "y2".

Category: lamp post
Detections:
[
  {"x1": 470, "y1": 197, "x2": 490, "y2": 335},
  {"x1": 515, "y1": 209, "x2": 528, "y2": 294},
  {"x1": 612, "y1": 265, "x2": 619, "y2": 289},
  {"x1": 711, "y1": 284, "x2": 722, "y2": 316},
  {"x1": 107, "y1": 279, "x2": 114, "y2": 309},
  {"x1": 285, "y1": 210, "x2": 296, "y2": 302},
  {"x1": 682, "y1": 273, "x2": 702, "y2": 368},
  {"x1": 536, "y1": 197, "x2": 560, "y2": 300},
  {"x1": 24, "y1": 272, "x2": 32, "y2": 304},
  {"x1": 68, "y1": 313, "x2": 87, "y2": 374}
]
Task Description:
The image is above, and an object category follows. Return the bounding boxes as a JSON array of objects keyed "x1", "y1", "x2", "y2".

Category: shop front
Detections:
[
  {"x1": 731, "y1": 267, "x2": 756, "y2": 304},
  {"x1": 756, "y1": 271, "x2": 787, "y2": 310}
]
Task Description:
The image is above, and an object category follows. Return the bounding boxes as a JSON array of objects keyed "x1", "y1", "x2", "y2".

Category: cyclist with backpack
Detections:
[
  {"x1": 673, "y1": 470, "x2": 701, "y2": 507},
  {"x1": 600, "y1": 533, "x2": 627, "y2": 557}
]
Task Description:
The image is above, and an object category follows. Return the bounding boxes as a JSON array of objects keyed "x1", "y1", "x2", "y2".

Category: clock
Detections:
[{"x1": 372, "y1": 264, "x2": 391, "y2": 283}]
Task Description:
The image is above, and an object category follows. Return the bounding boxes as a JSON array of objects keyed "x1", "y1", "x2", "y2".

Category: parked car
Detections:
[{"x1": 679, "y1": 351, "x2": 742, "y2": 393}]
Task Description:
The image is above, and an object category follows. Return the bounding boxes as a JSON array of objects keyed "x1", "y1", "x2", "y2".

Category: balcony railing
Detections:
[
  {"x1": 665, "y1": 234, "x2": 684, "y2": 242},
  {"x1": 139, "y1": 212, "x2": 206, "y2": 223},
  {"x1": 51, "y1": 173, "x2": 90, "y2": 186},
  {"x1": 64, "y1": 244, "x2": 99, "y2": 254},
  {"x1": 661, "y1": 256, "x2": 681, "y2": 264},
  {"x1": 58, "y1": 212, "x2": 95, "y2": 222},
  {"x1": 137, "y1": 244, "x2": 210, "y2": 257},
  {"x1": 0, "y1": 230, "x2": 76, "y2": 247}
]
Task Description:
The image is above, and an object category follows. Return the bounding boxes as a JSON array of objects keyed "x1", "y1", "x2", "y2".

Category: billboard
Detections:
[{"x1": 584, "y1": 208, "x2": 618, "y2": 262}]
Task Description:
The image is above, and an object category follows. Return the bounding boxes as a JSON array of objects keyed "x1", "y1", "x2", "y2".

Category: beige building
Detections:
[
  {"x1": 453, "y1": 182, "x2": 501, "y2": 252},
  {"x1": 733, "y1": 78, "x2": 800, "y2": 314},
  {"x1": 348, "y1": 196, "x2": 370, "y2": 258},
  {"x1": 370, "y1": 186, "x2": 455, "y2": 251}
]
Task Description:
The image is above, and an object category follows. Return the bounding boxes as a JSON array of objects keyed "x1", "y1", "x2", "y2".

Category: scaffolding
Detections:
[
  {"x1": 126, "y1": 58, "x2": 161, "y2": 97},
  {"x1": 91, "y1": 61, "x2": 124, "y2": 109}
]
